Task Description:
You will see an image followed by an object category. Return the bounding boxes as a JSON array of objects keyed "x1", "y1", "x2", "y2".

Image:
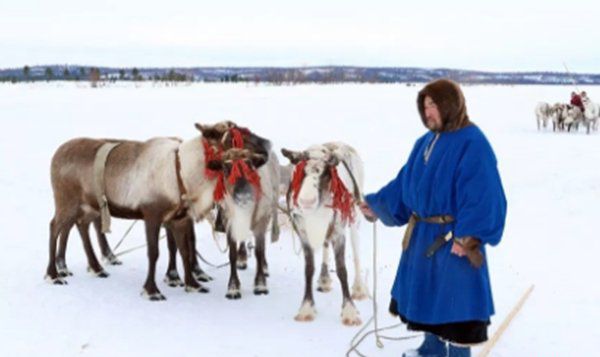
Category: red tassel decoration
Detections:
[
  {"x1": 202, "y1": 138, "x2": 226, "y2": 201},
  {"x1": 213, "y1": 172, "x2": 226, "y2": 201},
  {"x1": 329, "y1": 166, "x2": 355, "y2": 224},
  {"x1": 241, "y1": 160, "x2": 262, "y2": 199},
  {"x1": 227, "y1": 159, "x2": 263, "y2": 200},
  {"x1": 290, "y1": 160, "x2": 307, "y2": 206},
  {"x1": 230, "y1": 127, "x2": 245, "y2": 149}
]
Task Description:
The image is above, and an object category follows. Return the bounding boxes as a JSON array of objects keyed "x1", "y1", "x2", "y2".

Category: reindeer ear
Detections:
[
  {"x1": 251, "y1": 153, "x2": 268, "y2": 168},
  {"x1": 195, "y1": 123, "x2": 205, "y2": 132},
  {"x1": 197, "y1": 123, "x2": 225, "y2": 140},
  {"x1": 281, "y1": 148, "x2": 306, "y2": 164},
  {"x1": 206, "y1": 160, "x2": 223, "y2": 171}
]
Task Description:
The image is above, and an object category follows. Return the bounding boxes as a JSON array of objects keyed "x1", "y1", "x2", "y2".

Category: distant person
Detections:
[
  {"x1": 359, "y1": 79, "x2": 507, "y2": 357},
  {"x1": 571, "y1": 91, "x2": 584, "y2": 113}
]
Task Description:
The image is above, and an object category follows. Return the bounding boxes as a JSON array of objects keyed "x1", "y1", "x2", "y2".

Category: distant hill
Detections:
[{"x1": 1, "y1": 65, "x2": 599, "y2": 85}]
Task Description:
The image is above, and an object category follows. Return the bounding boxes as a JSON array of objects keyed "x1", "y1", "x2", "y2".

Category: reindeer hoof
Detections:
[
  {"x1": 57, "y1": 268, "x2": 74, "y2": 277},
  {"x1": 141, "y1": 289, "x2": 166, "y2": 301},
  {"x1": 236, "y1": 262, "x2": 248, "y2": 270},
  {"x1": 341, "y1": 303, "x2": 362, "y2": 326},
  {"x1": 45, "y1": 275, "x2": 68, "y2": 285},
  {"x1": 103, "y1": 254, "x2": 122, "y2": 265},
  {"x1": 295, "y1": 302, "x2": 316, "y2": 322},
  {"x1": 294, "y1": 313, "x2": 315, "y2": 322},
  {"x1": 253, "y1": 285, "x2": 269, "y2": 295},
  {"x1": 226, "y1": 289, "x2": 241, "y2": 299},
  {"x1": 351, "y1": 284, "x2": 369, "y2": 301},
  {"x1": 193, "y1": 271, "x2": 213, "y2": 282},
  {"x1": 185, "y1": 285, "x2": 210, "y2": 293},
  {"x1": 87, "y1": 267, "x2": 109, "y2": 278},
  {"x1": 164, "y1": 275, "x2": 184, "y2": 288},
  {"x1": 342, "y1": 316, "x2": 363, "y2": 326}
]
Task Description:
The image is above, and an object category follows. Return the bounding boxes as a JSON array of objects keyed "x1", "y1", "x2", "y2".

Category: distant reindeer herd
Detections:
[
  {"x1": 46, "y1": 120, "x2": 367, "y2": 326},
  {"x1": 536, "y1": 97, "x2": 599, "y2": 134}
]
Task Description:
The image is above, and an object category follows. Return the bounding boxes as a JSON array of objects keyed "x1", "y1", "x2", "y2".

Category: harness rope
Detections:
[
  {"x1": 345, "y1": 220, "x2": 420, "y2": 357},
  {"x1": 337, "y1": 159, "x2": 421, "y2": 356},
  {"x1": 276, "y1": 204, "x2": 303, "y2": 256},
  {"x1": 110, "y1": 216, "x2": 229, "y2": 269}
]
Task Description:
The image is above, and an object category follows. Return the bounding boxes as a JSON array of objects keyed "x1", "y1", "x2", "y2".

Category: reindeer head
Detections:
[
  {"x1": 207, "y1": 148, "x2": 267, "y2": 206},
  {"x1": 282, "y1": 145, "x2": 354, "y2": 223},
  {"x1": 194, "y1": 121, "x2": 272, "y2": 205}
]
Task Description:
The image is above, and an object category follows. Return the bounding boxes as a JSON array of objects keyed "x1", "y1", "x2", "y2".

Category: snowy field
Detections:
[{"x1": 0, "y1": 82, "x2": 598, "y2": 357}]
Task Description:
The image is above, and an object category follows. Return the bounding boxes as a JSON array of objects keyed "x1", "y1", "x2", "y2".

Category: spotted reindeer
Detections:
[{"x1": 281, "y1": 142, "x2": 368, "y2": 326}]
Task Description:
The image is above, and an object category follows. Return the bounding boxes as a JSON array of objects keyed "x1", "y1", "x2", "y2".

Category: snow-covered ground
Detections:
[{"x1": 0, "y1": 82, "x2": 598, "y2": 356}]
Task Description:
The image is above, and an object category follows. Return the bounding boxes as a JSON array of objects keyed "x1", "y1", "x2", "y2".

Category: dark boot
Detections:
[
  {"x1": 402, "y1": 333, "x2": 448, "y2": 357},
  {"x1": 448, "y1": 344, "x2": 470, "y2": 357}
]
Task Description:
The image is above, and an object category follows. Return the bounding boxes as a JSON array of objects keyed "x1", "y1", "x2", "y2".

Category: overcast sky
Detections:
[{"x1": 1, "y1": 0, "x2": 598, "y2": 72}]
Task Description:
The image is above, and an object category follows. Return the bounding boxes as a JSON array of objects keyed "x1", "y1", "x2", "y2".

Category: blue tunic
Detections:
[{"x1": 365, "y1": 125, "x2": 507, "y2": 324}]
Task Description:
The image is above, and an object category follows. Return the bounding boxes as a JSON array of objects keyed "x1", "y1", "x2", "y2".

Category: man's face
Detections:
[{"x1": 424, "y1": 96, "x2": 442, "y2": 131}]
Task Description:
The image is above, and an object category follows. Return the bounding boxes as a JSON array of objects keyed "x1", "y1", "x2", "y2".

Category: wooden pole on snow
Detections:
[{"x1": 477, "y1": 284, "x2": 535, "y2": 357}]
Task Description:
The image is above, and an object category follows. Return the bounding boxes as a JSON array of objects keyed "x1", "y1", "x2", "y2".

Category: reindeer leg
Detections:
[
  {"x1": 226, "y1": 232, "x2": 242, "y2": 299},
  {"x1": 295, "y1": 242, "x2": 316, "y2": 322},
  {"x1": 170, "y1": 219, "x2": 209, "y2": 294},
  {"x1": 237, "y1": 241, "x2": 248, "y2": 270},
  {"x1": 163, "y1": 226, "x2": 183, "y2": 287},
  {"x1": 56, "y1": 221, "x2": 75, "y2": 277},
  {"x1": 349, "y1": 222, "x2": 368, "y2": 300},
  {"x1": 77, "y1": 220, "x2": 109, "y2": 278},
  {"x1": 270, "y1": 206, "x2": 280, "y2": 243},
  {"x1": 187, "y1": 222, "x2": 212, "y2": 282},
  {"x1": 93, "y1": 217, "x2": 121, "y2": 265},
  {"x1": 317, "y1": 241, "x2": 332, "y2": 293},
  {"x1": 46, "y1": 216, "x2": 73, "y2": 284},
  {"x1": 332, "y1": 234, "x2": 361, "y2": 326},
  {"x1": 252, "y1": 218, "x2": 269, "y2": 295},
  {"x1": 141, "y1": 218, "x2": 165, "y2": 301}
]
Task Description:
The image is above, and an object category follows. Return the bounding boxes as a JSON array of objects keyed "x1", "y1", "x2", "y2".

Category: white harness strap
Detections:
[{"x1": 93, "y1": 142, "x2": 121, "y2": 233}]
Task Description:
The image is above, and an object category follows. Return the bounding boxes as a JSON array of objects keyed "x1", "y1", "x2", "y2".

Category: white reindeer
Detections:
[
  {"x1": 281, "y1": 142, "x2": 368, "y2": 326},
  {"x1": 582, "y1": 97, "x2": 600, "y2": 133},
  {"x1": 535, "y1": 102, "x2": 553, "y2": 130}
]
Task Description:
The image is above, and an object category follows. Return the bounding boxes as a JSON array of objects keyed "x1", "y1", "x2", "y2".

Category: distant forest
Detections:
[{"x1": 1, "y1": 65, "x2": 599, "y2": 85}]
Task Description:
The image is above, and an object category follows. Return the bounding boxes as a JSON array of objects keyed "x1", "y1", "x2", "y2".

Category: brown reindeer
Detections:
[{"x1": 46, "y1": 123, "x2": 269, "y2": 300}]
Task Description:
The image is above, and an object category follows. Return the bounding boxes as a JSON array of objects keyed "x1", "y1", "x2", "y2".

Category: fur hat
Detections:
[{"x1": 417, "y1": 79, "x2": 471, "y2": 132}]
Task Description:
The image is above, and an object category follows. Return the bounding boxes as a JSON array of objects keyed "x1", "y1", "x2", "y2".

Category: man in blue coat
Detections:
[{"x1": 360, "y1": 79, "x2": 507, "y2": 357}]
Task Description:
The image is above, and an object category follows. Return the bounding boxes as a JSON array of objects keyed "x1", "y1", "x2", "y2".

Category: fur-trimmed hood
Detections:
[{"x1": 417, "y1": 79, "x2": 471, "y2": 132}]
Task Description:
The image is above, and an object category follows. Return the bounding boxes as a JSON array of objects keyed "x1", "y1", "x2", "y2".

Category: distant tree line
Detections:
[
  {"x1": 2, "y1": 65, "x2": 600, "y2": 85},
  {"x1": 0, "y1": 65, "x2": 194, "y2": 85}
]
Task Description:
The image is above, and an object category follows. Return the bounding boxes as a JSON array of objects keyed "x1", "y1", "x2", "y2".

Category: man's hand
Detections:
[
  {"x1": 451, "y1": 240, "x2": 467, "y2": 257},
  {"x1": 451, "y1": 237, "x2": 484, "y2": 268},
  {"x1": 358, "y1": 202, "x2": 378, "y2": 222}
]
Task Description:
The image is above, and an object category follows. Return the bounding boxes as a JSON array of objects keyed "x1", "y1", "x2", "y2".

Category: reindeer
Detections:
[
  {"x1": 46, "y1": 122, "x2": 268, "y2": 300},
  {"x1": 281, "y1": 143, "x2": 367, "y2": 326},
  {"x1": 535, "y1": 102, "x2": 553, "y2": 130},
  {"x1": 563, "y1": 105, "x2": 584, "y2": 132},
  {"x1": 205, "y1": 128, "x2": 280, "y2": 299},
  {"x1": 582, "y1": 97, "x2": 600, "y2": 134}
]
